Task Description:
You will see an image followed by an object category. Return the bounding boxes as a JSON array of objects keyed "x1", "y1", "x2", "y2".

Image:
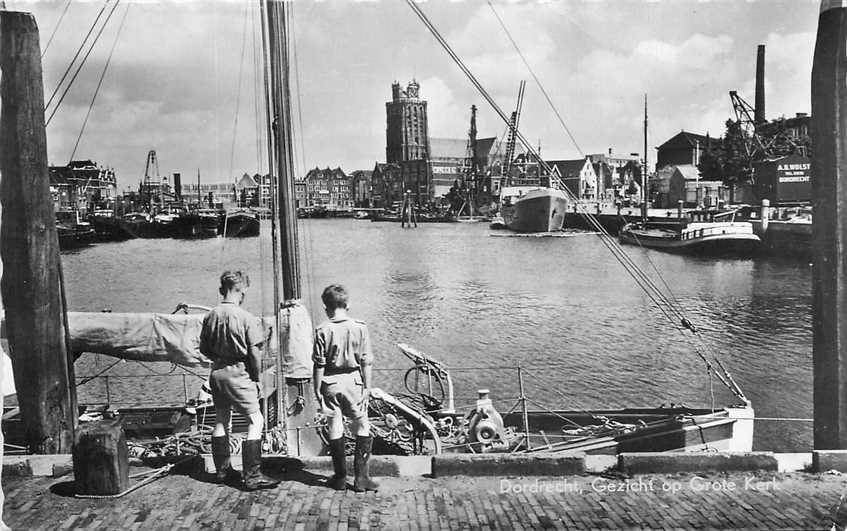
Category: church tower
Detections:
[{"x1": 386, "y1": 80, "x2": 429, "y2": 163}]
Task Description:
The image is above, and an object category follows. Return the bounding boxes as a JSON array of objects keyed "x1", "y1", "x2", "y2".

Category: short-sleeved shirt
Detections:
[
  {"x1": 199, "y1": 302, "x2": 263, "y2": 364},
  {"x1": 312, "y1": 317, "x2": 372, "y2": 373}
]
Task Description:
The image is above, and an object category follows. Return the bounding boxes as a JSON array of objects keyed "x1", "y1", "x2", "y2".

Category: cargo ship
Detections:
[{"x1": 499, "y1": 186, "x2": 569, "y2": 232}]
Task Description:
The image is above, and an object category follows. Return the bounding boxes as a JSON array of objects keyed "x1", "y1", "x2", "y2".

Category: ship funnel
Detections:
[{"x1": 755, "y1": 44, "x2": 766, "y2": 124}]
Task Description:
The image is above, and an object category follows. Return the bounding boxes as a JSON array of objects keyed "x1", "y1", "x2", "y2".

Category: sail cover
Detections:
[
  {"x1": 66, "y1": 310, "x2": 314, "y2": 373},
  {"x1": 68, "y1": 312, "x2": 213, "y2": 366}
]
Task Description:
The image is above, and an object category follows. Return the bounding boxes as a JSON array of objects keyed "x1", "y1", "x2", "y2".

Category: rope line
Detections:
[
  {"x1": 405, "y1": 0, "x2": 746, "y2": 402},
  {"x1": 69, "y1": 3, "x2": 130, "y2": 162},
  {"x1": 41, "y1": 0, "x2": 73, "y2": 58},
  {"x1": 45, "y1": 0, "x2": 122, "y2": 127},
  {"x1": 288, "y1": 3, "x2": 319, "y2": 324},
  {"x1": 486, "y1": 0, "x2": 583, "y2": 156},
  {"x1": 45, "y1": 0, "x2": 110, "y2": 112}
]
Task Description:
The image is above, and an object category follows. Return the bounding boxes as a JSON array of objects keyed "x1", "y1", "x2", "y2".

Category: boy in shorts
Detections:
[
  {"x1": 312, "y1": 284, "x2": 379, "y2": 492},
  {"x1": 200, "y1": 271, "x2": 278, "y2": 491}
]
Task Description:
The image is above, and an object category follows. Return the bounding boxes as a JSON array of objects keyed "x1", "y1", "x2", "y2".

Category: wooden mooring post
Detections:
[
  {"x1": 812, "y1": 1, "x2": 847, "y2": 449},
  {"x1": 0, "y1": 11, "x2": 77, "y2": 453}
]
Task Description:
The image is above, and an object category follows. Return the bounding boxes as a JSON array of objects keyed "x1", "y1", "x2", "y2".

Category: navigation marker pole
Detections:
[
  {"x1": 0, "y1": 10, "x2": 77, "y2": 453},
  {"x1": 812, "y1": 0, "x2": 847, "y2": 449}
]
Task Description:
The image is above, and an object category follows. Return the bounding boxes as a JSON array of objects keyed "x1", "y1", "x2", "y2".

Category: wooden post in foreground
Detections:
[
  {"x1": 812, "y1": 0, "x2": 847, "y2": 449},
  {"x1": 0, "y1": 11, "x2": 76, "y2": 453}
]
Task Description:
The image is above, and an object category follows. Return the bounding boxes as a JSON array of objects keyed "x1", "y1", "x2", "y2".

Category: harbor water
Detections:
[{"x1": 65, "y1": 219, "x2": 812, "y2": 452}]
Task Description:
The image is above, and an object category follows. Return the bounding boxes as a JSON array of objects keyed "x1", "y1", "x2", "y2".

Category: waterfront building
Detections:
[
  {"x1": 349, "y1": 170, "x2": 373, "y2": 207},
  {"x1": 370, "y1": 162, "x2": 400, "y2": 207},
  {"x1": 587, "y1": 151, "x2": 641, "y2": 199},
  {"x1": 295, "y1": 179, "x2": 307, "y2": 208},
  {"x1": 303, "y1": 167, "x2": 353, "y2": 209},
  {"x1": 548, "y1": 157, "x2": 598, "y2": 200},
  {"x1": 372, "y1": 137, "x2": 499, "y2": 208},
  {"x1": 386, "y1": 80, "x2": 429, "y2": 163},
  {"x1": 180, "y1": 182, "x2": 238, "y2": 207},
  {"x1": 49, "y1": 160, "x2": 117, "y2": 216},
  {"x1": 650, "y1": 164, "x2": 726, "y2": 208},
  {"x1": 757, "y1": 113, "x2": 811, "y2": 157},
  {"x1": 371, "y1": 161, "x2": 429, "y2": 207},
  {"x1": 655, "y1": 131, "x2": 712, "y2": 170},
  {"x1": 428, "y1": 136, "x2": 499, "y2": 199}
]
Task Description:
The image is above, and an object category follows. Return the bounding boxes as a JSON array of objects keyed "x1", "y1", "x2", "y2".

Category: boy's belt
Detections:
[
  {"x1": 324, "y1": 367, "x2": 359, "y2": 376},
  {"x1": 212, "y1": 358, "x2": 247, "y2": 370}
]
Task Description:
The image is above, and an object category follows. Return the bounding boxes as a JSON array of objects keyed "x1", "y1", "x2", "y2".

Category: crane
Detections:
[
  {"x1": 503, "y1": 80, "x2": 526, "y2": 178},
  {"x1": 728, "y1": 90, "x2": 772, "y2": 160}
]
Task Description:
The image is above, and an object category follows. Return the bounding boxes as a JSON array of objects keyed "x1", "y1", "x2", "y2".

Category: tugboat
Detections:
[
  {"x1": 224, "y1": 209, "x2": 260, "y2": 237},
  {"x1": 120, "y1": 211, "x2": 156, "y2": 238},
  {"x1": 89, "y1": 209, "x2": 133, "y2": 241},
  {"x1": 55, "y1": 211, "x2": 96, "y2": 250}
]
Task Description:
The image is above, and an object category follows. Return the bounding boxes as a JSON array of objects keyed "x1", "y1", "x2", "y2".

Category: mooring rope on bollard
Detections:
[{"x1": 74, "y1": 455, "x2": 194, "y2": 500}]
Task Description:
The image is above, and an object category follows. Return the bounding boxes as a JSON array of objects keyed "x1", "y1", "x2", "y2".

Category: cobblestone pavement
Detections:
[{"x1": 4, "y1": 466, "x2": 847, "y2": 530}]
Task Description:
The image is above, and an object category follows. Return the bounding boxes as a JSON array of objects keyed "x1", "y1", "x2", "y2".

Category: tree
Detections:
[
  {"x1": 720, "y1": 119, "x2": 753, "y2": 185},
  {"x1": 697, "y1": 134, "x2": 725, "y2": 182}
]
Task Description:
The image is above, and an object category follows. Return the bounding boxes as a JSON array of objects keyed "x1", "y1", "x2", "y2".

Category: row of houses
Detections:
[
  {"x1": 49, "y1": 160, "x2": 117, "y2": 216},
  {"x1": 249, "y1": 149, "x2": 645, "y2": 211},
  {"x1": 230, "y1": 127, "x2": 810, "y2": 211}
]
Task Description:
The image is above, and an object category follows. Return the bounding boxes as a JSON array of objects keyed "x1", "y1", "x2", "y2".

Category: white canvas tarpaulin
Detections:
[{"x1": 68, "y1": 312, "x2": 275, "y2": 367}]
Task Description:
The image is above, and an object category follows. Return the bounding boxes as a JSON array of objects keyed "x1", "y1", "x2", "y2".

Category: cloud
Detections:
[{"x1": 10, "y1": 0, "x2": 821, "y2": 183}]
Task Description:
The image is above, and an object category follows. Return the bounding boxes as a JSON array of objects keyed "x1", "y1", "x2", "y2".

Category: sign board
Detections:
[{"x1": 753, "y1": 155, "x2": 811, "y2": 204}]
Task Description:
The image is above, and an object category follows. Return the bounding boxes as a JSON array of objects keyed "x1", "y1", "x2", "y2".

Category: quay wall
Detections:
[{"x1": 2, "y1": 450, "x2": 826, "y2": 479}]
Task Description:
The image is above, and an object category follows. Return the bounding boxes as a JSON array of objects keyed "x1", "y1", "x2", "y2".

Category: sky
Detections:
[{"x1": 6, "y1": 0, "x2": 821, "y2": 190}]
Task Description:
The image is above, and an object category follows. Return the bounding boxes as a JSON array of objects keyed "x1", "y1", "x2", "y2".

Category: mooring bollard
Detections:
[
  {"x1": 761, "y1": 199, "x2": 770, "y2": 233},
  {"x1": 72, "y1": 418, "x2": 129, "y2": 495}
]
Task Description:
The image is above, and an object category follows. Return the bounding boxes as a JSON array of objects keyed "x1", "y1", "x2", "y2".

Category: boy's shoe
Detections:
[
  {"x1": 352, "y1": 435, "x2": 379, "y2": 492},
  {"x1": 241, "y1": 439, "x2": 280, "y2": 491},
  {"x1": 211, "y1": 435, "x2": 241, "y2": 485},
  {"x1": 328, "y1": 437, "x2": 348, "y2": 491}
]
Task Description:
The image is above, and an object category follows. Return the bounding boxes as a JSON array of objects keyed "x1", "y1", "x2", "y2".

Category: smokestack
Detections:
[
  {"x1": 755, "y1": 44, "x2": 766, "y2": 124},
  {"x1": 173, "y1": 172, "x2": 182, "y2": 199}
]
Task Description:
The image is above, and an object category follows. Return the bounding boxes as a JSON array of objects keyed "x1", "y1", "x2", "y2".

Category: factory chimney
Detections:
[{"x1": 755, "y1": 44, "x2": 766, "y2": 124}]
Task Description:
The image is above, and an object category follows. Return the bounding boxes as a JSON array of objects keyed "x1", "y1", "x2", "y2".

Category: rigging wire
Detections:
[
  {"x1": 218, "y1": 3, "x2": 251, "y2": 266},
  {"x1": 45, "y1": 0, "x2": 111, "y2": 115},
  {"x1": 407, "y1": 0, "x2": 688, "y2": 327},
  {"x1": 405, "y1": 0, "x2": 745, "y2": 401},
  {"x1": 248, "y1": 1, "x2": 269, "y2": 323},
  {"x1": 486, "y1": 0, "x2": 583, "y2": 156},
  {"x1": 228, "y1": 3, "x2": 251, "y2": 185},
  {"x1": 251, "y1": 2, "x2": 264, "y2": 176},
  {"x1": 287, "y1": 2, "x2": 319, "y2": 323},
  {"x1": 69, "y1": 3, "x2": 130, "y2": 162},
  {"x1": 45, "y1": 0, "x2": 121, "y2": 127},
  {"x1": 41, "y1": 0, "x2": 73, "y2": 58}
]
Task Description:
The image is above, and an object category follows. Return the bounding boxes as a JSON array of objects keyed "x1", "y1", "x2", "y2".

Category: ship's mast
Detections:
[{"x1": 642, "y1": 94, "x2": 648, "y2": 223}]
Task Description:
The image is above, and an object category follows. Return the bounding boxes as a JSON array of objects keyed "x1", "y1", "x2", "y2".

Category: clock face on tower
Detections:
[{"x1": 407, "y1": 86, "x2": 419, "y2": 99}]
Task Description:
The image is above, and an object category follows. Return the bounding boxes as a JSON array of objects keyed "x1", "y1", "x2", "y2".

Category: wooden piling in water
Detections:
[
  {"x1": 812, "y1": 0, "x2": 847, "y2": 449},
  {"x1": 0, "y1": 11, "x2": 77, "y2": 453}
]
